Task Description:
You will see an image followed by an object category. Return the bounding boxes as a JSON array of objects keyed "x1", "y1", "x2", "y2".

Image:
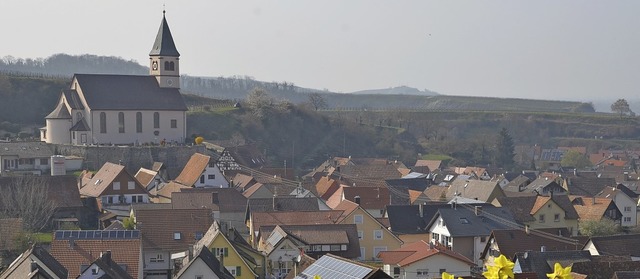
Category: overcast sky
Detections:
[{"x1": 2, "y1": 1, "x2": 639, "y2": 101}]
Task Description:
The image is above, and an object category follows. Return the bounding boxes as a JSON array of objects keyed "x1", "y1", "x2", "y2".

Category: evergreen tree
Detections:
[{"x1": 495, "y1": 128, "x2": 515, "y2": 169}]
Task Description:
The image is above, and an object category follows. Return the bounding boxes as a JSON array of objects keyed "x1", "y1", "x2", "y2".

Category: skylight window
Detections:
[{"x1": 459, "y1": 217, "x2": 470, "y2": 224}]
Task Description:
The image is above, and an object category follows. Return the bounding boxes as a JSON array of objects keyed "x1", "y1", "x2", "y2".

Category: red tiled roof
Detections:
[
  {"x1": 175, "y1": 153, "x2": 210, "y2": 186},
  {"x1": 342, "y1": 186, "x2": 390, "y2": 210},
  {"x1": 134, "y1": 168, "x2": 157, "y2": 188},
  {"x1": 570, "y1": 196, "x2": 616, "y2": 221},
  {"x1": 135, "y1": 208, "x2": 213, "y2": 252},
  {"x1": 315, "y1": 176, "x2": 340, "y2": 200},
  {"x1": 50, "y1": 235, "x2": 141, "y2": 279},
  {"x1": 252, "y1": 211, "x2": 343, "y2": 232},
  {"x1": 378, "y1": 240, "x2": 474, "y2": 267},
  {"x1": 81, "y1": 162, "x2": 127, "y2": 197}
]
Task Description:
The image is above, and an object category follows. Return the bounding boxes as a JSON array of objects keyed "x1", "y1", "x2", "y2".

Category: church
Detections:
[{"x1": 40, "y1": 12, "x2": 187, "y2": 145}]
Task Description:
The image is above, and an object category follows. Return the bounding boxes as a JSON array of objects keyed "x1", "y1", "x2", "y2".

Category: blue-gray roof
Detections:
[
  {"x1": 73, "y1": 74, "x2": 187, "y2": 111},
  {"x1": 149, "y1": 13, "x2": 180, "y2": 56},
  {"x1": 428, "y1": 204, "x2": 517, "y2": 237}
]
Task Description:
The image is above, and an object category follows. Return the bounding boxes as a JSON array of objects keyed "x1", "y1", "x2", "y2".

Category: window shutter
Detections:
[
  {"x1": 224, "y1": 248, "x2": 228, "y2": 257},
  {"x1": 236, "y1": 266, "x2": 241, "y2": 276}
]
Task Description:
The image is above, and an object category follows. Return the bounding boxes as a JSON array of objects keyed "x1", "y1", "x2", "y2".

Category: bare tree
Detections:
[
  {"x1": 611, "y1": 98, "x2": 632, "y2": 118},
  {"x1": 308, "y1": 93, "x2": 328, "y2": 111},
  {"x1": 0, "y1": 176, "x2": 56, "y2": 232}
]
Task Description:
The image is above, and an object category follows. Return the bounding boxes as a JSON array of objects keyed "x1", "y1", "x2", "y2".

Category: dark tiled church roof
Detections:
[
  {"x1": 74, "y1": 74, "x2": 187, "y2": 111},
  {"x1": 149, "y1": 13, "x2": 180, "y2": 56},
  {"x1": 46, "y1": 102, "x2": 72, "y2": 119}
]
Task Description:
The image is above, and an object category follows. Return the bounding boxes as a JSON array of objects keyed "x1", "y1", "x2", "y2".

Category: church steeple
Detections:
[{"x1": 149, "y1": 10, "x2": 180, "y2": 88}]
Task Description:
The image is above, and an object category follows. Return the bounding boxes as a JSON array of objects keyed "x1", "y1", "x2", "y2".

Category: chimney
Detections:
[
  {"x1": 188, "y1": 245, "x2": 194, "y2": 260},
  {"x1": 592, "y1": 197, "x2": 596, "y2": 205},
  {"x1": 354, "y1": 196, "x2": 361, "y2": 205},
  {"x1": 475, "y1": 206, "x2": 482, "y2": 216},
  {"x1": 525, "y1": 225, "x2": 530, "y2": 235},
  {"x1": 419, "y1": 203, "x2": 424, "y2": 218},
  {"x1": 101, "y1": 251, "x2": 112, "y2": 262}
]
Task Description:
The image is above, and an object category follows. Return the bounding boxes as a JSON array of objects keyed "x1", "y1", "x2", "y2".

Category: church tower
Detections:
[{"x1": 149, "y1": 11, "x2": 180, "y2": 88}]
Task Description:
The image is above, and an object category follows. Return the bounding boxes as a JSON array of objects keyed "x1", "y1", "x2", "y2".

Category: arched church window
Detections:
[
  {"x1": 100, "y1": 112, "x2": 106, "y2": 133},
  {"x1": 154, "y1": 112, "x2": 160, "y2": 128},
  {"x1": 136, "y1": 112, "x2": 142, "y2": 133},
  {"x1": 76, "y1": 112, "x2": 82, "y2": 120},
  {"x1": 118, "y1": 112, "x2": 125, "y2": 133}
]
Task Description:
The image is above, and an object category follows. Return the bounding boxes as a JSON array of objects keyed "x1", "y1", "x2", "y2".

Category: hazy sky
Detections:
[{"x1": 2, "y1": 1, "x2": 639, "y2": 101}]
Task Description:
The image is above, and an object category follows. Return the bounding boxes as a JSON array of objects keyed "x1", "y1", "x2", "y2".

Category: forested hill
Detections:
[{"x1": 0, "y1": 54, "x2": 595, "y2": 113}]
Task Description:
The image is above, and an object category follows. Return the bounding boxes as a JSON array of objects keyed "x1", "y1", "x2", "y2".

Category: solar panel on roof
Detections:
[
  {"x1": 297, "y1": 255, "x2": 372, "y2": 279},
  {"x1": 53, "y1": 230, "x2": 141, "y2": 240}
]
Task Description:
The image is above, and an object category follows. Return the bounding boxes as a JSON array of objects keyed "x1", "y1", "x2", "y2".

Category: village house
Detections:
[
  {"x1": 378, "y1": 240, "x2": 475, "y2": 279},
  {"x1": 172, "y1": 187, "x2": 248, "y2": 236},
  {"x1": 570, "y1": 196, "x2": 622, "y2": 225},
  {"x1": 333, "y1": 200, "x2": 403, "y2": 261},
  {"x1": 195, "y1": 221, "x2": 264, "y2": 279},
  {"x1": 49, "y1": 230, "x2": 143, "y2": 279},
  {"x1": 0, "y1": 142, "x2": 53, "y2": 176},
  {"x1": 294, "y1": 254, "x2": 392, "y2": 279},
  {"x1": 494, "y1": 195, "x2": 579, "y2": 236},
  {"x1": 596, "y1": 184, "x2": 638, "y2": 227},
  {"x1": 131, "y1": 208, "x2": 213, "y2": 278},
  {"x1": 0, "y1": 245, "x2": 68, "y2": 279},
  {"x1": 174, "y1": 153, "x2": 229, "y2": 188},
  {"x1": 80, "y1": 162, "x2": 150, "y2": 206},
  {"x1": 426, "y1": 204, "x2": 516, "y2": 265},
  {"x1": 174, "y1": 245, "x2": 235, "y2": 279},
  {"x1": 40, "y1": 11, "x2": 187, "y2": 145}
]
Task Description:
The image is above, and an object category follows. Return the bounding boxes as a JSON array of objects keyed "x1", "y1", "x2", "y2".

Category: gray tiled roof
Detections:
[
  {"x1": 429, "y1": 204, "x2": 516, "y2": 237},
  {"x1": 63, "y1": 89, "x2": 84, "y2": 109},
  {"x1": 0, "y1": 142, "x2": 54, "y2": 158},
  {"x1": 74, "y1": 74, "x2": 187, "y2": 111},
  {"x1": 70, "y1": 118, "x2": 90, "y2": 131},
  {"x1": 45, "y1": 102, "x2": 71, "y2": 119},
  {"x1": 149, "y1": 13, "x2": 180, "y2": 56}
]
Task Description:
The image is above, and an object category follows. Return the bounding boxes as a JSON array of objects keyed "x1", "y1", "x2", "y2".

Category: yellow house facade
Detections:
[
  {"x1": 198, "y1": 223, "x2": 264, "y2": 279},
  {"x1": 335, "y1": 200, "x2": 403, "y2": 261}
]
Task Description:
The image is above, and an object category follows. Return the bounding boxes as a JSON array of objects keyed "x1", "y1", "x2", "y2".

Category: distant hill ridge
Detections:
[{"x1": 0, "y1": 54, "x2": 594, "y2": 113}]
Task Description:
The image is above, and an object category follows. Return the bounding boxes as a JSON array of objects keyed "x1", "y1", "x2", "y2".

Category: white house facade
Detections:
[{"x1": 41, "y1": 12, "x2": 187, "y2": 146}]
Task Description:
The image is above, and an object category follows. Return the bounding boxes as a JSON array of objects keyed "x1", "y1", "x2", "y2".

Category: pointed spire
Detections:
[{"x1": 149, "y1": 11, "x2": 180, "y2": 56}]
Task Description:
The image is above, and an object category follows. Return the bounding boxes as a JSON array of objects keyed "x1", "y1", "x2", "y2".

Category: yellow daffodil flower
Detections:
[
  {"x1": 483, "y1": 254, "x2": 515, "y2": 279},
  {"x1": 547, "y1": 263, "x2": 572, "y2": 279},
  {"x1": 442, "y1": 271, "x2": 463, "y2": 279}
]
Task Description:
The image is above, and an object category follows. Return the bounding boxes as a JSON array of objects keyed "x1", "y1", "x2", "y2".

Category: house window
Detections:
[
  {"x1": 170, "y1": 119, "x2": 177, "y2": 128},
  {"x1": 539, "y1": 214, "x2": 545, "y2": 223},
  {"x1": 200, "y1": 175, "x2": 205, "y2": 184},
  {"x1": 393, "y1": 267, "x2": 400, "y2": 275},
  {"x1": 554, "y1": 214, "x2": 560, "y2": 222},
  {"x1": 439, "y1": 269, "x2": 446, "y2": 274},
  {"x1": 330, "y1": 245, "x2": 342, "y2": 251},
  {"x1": 100, "y1": 112, "x2": 107, "y2": 133},
  {"x1": 208, "y1": 174, "x2": 215, "y2": 180},
  {"x1": 113, "y1": 182, "x2": 120, "y2": 190},
  {"x1": 195, "y1": 276, "x2": 203, "y2": 279},
  {"x1": 118, "y1": 112, "x2": 125, "y2": 133},
  {"x1": 624, "y1": 217, "x2": 632, "y2": 222},
  {"x1": 359, "y1": 248, "x2": 365, "y2": 261},
  {"x1": 374, "y1": 230, "x2": 383, "y2": 240},
  {"x1": 173, "y1": 232, "x2": 182, "y2": 240},
  {"x1": 128, "y1": 181, "x2": 135, "y2": 190},
  {"x1": 107, "y1": 196, "x2": 113, "y2": 204},
  {"x1": 40, "y1": 158, "x2": 48, "y2": 165},
  {"x1": 91, "y1": 268, "x2": 99, "y2": 275},
  {"x1": 195, "y1": 232, "x2": 203, "y2": 240},
  {"x1": 432, "y1": 233, "x2": 439, "y2": 243},
  {"x1": 213, "y1": 247, "x2": 228, "y2": 257},
  {"x1": 81, "y1": 134, "x2": 87, "y2": 143},
  {"x1": 624, "y1": 206, "x2": 632, "y2": 212},
  {"x1": 358, "y1": 230, "x2": 363, "y2": 239},
  {"x1": 153, "y1": 112, "x2": 160, "y2": 128},
  {"x1": 136, "y1": 112, "x2": 142, "y2": 133},
  {"x1": 354, "y1": 214, "x2": 363, "y2": 224},
  {"x1": 137, "y1": 195, "x2": 144, "y2": 203},
  {"x1": 72, "y1": 132, "x2": 75, "y2": 140},
  {"x1": 417, "y1": 269, "x2": 429, "y2": 277},
  {"x1": 150, "y1": 254, "x2": 164, "y2": 263}
]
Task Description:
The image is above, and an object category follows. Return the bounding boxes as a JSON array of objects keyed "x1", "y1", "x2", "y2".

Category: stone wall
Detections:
[{"x1": 54, "y1": 144, "x2": 207, "y2": 174}]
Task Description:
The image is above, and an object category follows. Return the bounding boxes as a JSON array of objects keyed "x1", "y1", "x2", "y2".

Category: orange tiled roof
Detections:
[
  {"x1": 175, "y1": 153, "x2": 210, "y2": 187},
  {"x1": 378, "y1": 240, "x2": 473, "y2": 267}
]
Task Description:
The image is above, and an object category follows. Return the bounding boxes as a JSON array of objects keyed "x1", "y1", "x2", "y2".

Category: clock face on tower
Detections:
[{"x1": 152, "y1": 61, "x2": 158, "y2": 71}]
